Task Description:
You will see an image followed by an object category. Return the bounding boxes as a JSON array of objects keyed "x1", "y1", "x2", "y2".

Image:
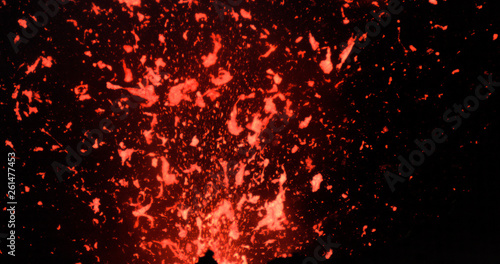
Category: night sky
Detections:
[{"x1": 1, "y1": 0, "x2": 499, "y2": 263}]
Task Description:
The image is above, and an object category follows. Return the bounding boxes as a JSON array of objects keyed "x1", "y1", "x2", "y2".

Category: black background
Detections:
[{"x1": 1, "y1": 0, "x2": 499, "y2": 263}]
